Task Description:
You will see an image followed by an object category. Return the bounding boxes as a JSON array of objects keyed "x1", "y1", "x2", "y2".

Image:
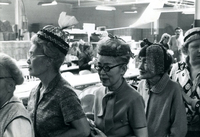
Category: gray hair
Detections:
[
  {"x1": 31, "y1": 34, "x2": 66, "y2": 71},
  {"x1": 0, "y1": 53, "x2": 24, "y2": 85}
]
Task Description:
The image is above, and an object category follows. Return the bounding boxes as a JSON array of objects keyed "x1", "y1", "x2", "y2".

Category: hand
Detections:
[{"x1": 90, "y1": 128, "x2": 107, "y2": 137}]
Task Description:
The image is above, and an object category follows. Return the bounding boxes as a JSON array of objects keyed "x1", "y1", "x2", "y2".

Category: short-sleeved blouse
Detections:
[
  {"x1": 27, "y1": 74, "x2": 85, "y2": 137},
  {"x1": 93, "y1": 80, "x2": 147, "y2": 137}
]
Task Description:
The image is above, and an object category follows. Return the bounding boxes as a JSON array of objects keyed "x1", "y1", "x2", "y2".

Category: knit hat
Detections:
[
  {"x1": 138, "y1": 44, "x2": 172, "y2": 75},
  {"x1": 182, "y1": 27, "x2": 200, "y2": 55},
  {"x1": 37, "y1": 12, "x2": 78, "y2": 55},
  {"x1": 97, "y1": 34, "x2": 134, "y2": 58}
]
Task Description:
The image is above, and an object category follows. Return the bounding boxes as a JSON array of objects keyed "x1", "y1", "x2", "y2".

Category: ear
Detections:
[
  {"x1": 120, "y1": 64, "x2": 127, "y2": 75},
  {"x1": 45, "y1": 58, "x2": 53, "y2": 67},
  {"x1": 6, "y1": 81, "x2": 15, "y2": 93}
]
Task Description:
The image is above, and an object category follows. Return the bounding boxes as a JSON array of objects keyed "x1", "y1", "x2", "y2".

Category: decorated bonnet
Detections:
[
  {"x1": 37, "y1": 12, "x2": 78, "y2": 55},
  {"x1": 138, "y1": 44, "x2": 172, "y2": 75},
  {"x1": 182, "y1": 27, "x2": 200, "y2": 55}
]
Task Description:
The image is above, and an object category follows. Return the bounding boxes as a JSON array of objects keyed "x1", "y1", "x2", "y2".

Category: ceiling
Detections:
[{"x1": 37, "y1": 0, "x2": 195, "y2": 9}]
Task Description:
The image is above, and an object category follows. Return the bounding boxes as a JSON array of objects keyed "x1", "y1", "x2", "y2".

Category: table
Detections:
[
  {"x1": 14, "y1": 68, "x2": 140, "y2": 104},
  {"x1": 60, "y1": 64, "x2": 79, "y2": 74}
]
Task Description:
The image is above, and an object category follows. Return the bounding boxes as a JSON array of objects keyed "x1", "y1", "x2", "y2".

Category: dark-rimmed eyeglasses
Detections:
[
  {"x1": 0, "y1": 77, "x2": 12, "y2": 79},
  {"x1": 95, "y1": 63, "x2": 125, "y2": 72}
]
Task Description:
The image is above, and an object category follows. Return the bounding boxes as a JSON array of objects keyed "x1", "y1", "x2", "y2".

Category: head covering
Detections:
[
  {"x1": 37, "y1": 12, "x2": 78, "y2": 55},
  {"x1": 139, "y1": 44, "x2": 171, "y2": 75},
  {"x1": 183, "y1": 27, "x2": 200, "y2": 54},
  {"x1": 97, "y1": 34, "x2": 134, "y2": 58}
]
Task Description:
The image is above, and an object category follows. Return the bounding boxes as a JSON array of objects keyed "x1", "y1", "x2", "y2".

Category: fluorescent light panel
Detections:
[
  {"x1": 38, "y1": 0, "x2": 57, "y2": 6},
  {"x1": 0, "y1": 1, "x2": 11, "y2": 5},
  {"x1": 123, "y1": 10, "x2": 137, "y2": 13},
  {"x1": 96, "y1": 5, "x2": 116, "y2": 11}
]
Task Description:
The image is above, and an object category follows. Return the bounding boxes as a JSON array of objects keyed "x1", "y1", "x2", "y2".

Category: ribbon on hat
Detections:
[{"x1": 37, "y1": 27, "x2": 69, "y2": 55}]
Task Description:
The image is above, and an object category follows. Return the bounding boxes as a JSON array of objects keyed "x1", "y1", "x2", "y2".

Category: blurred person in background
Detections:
[
  {"x1": 159, "y1": 33, "x2": 171, "y2": 49},
  {"x1": 137, "y1": 44, "x2": 187, "y2": 137},
  {"x1": 169, "y1": 27, "x2": 184, "y2": 62},
  {"x1": 78, "y1": 42, "x2": 96, "y2": 73},
  {"x1": 0, "y1": 53, "x2": 34, "y2": 137},
  {"x1": 90, "y1": 34, "x2": 148, "y2": 137},
  {"x1": 171, "y1": 27, "x2": 200, "y2": 137},
  {"x1": 27, "y1": 12, "x2": 90, "y2": 137}
]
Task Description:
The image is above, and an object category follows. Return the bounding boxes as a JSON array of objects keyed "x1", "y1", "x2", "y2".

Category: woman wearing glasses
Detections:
[
  {"x1": 91, "y1": 35, "x2": 148, "y2": 137},
  {"x1": 26, "y1": 12, "x2": 90, "y2": 137}
]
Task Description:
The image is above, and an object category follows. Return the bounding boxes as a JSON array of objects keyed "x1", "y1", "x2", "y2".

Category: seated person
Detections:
[
  {"x1": 0, "y1": 53, "x2": 34, "y2": 137},
  {"x1": 78, "y1": 43, "x2": 96, "y2": 71}
]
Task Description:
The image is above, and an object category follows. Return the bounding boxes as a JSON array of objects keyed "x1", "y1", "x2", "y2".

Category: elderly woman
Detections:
[
  {"x1": 137, "y1": 44, "x2": 187, "y2": 137},
  {"x1": 91, "y1": 35, "x2": 148, "y2": 137},
  {"x1": 171, "y1": 27, "x2": 200, "y2": 137},
  {"x1": 0, "y1": 53, "x2": 34, "y2": 137},
  {"x1": 26, "y1": 23, "x2": 90, "y2": 136}
]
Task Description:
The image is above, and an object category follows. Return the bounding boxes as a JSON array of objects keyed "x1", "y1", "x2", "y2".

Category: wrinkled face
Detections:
[
  {"x1": 96, "y1": 55, "x2": 124, "y2": 88},
  {"x1": 138, "y1": 57, "x2": 157, "y2": 79},
  {"x1": 27, "y1": 43, "x2": 49, "y2": 78},
  {"x1": 188, "y1": 39, "x2": 200, "y2": 67}
]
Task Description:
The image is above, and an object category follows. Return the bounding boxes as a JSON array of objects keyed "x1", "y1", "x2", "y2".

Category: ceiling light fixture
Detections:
[
  {"x1": 0, "y1": 1, "x2": 11, "y2": 5},
  {"x1": 123, "y1": 10, "x2": 137, "y2": 14},
  {"x1": 95, "y1": 5, "x2": 116, "y2": 11},
  {"x1": 38, "y1": 0, "x2": 57, "y2": 6}
]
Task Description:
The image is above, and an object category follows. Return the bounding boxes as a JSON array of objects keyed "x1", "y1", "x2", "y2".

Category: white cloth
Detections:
[{"x1": 3, "y1": 117, "x2": 34, "y2": 137}]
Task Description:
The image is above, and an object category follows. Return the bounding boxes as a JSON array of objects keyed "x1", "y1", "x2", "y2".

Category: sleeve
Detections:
[
  {"x1": 3, "y1": 117, "x2": 34, "y2": 137},
  {"x1": 128, "y1": 95, "x2": 147, "y2": 129},
  {"x1": 78, "y1": 54, "x2": 91, "y2": 70},
  {"x1": 60, "y1": 90, "x2": 86, "y2": 124},
  {"x1": 169, "y1": 85, "x2": 187, "y2": 137}
]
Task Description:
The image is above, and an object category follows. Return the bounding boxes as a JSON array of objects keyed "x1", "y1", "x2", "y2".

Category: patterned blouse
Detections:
[
  {"x1": 170, "y1": 61, "x2": 200, "y2": 131},
  {"x1": 27, "y1": 74, "x2": 85, "y2": 137}
]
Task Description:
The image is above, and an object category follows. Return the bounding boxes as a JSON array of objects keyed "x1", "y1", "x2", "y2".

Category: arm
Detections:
[
  {"x1": 134, "y1": 127, "x2": 148, "y2": 137},
  {"x1": 129, "y1": 96, "x2": 148, "y2": 137},
  {"x1": 56, "y1": 117, "x2": 90, "y2": 137},
  {"x1": 3, "y1": 117, "x2": 34, "y2": 137},
  {"x1": 169, "y1": 85, "x2": 187, "y2": 137},
  {"x1": 59, "y1": 91, "x2": 91, "y2": 137}
]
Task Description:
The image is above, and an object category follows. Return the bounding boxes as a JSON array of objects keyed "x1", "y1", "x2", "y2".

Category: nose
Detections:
[
  {"x1": 138, "y1": 62, "x2": 143, "y2": 70},
  {"x1": 27, "y1": 58, "x2": 31, "y2": 64}
]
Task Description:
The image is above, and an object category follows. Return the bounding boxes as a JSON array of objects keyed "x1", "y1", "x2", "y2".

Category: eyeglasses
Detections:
[
  {"x1": 0, "y1": 77, "x2": 12, "y2": 79},
  {"x1": 28, "y1": 53, "x2": 46, "y2": 59},
  {"x1": 95, "y1": 63, "x2": 125, "y2": 72}
]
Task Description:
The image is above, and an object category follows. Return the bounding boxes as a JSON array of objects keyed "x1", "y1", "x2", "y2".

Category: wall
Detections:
[{"x1": 0, "y1": 1, "x2": 195, "y2": 40}]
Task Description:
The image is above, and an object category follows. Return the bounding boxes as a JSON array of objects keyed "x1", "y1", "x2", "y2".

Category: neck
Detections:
[
  {"x1": 190, "y1": 65, "x2": 200, "y2": 81},
  {"x1": 38, "y1": 70, "x2": 58, "y2": 89},
  {"x1": 147, "y1": 75, "x2": 162, "y2": 89},
  {"x1": 108, "y1": 78, "x2": 123, "y2": 91},
  {"x1": 0, "y1": 93, "x2": 12, "y2": 108}
]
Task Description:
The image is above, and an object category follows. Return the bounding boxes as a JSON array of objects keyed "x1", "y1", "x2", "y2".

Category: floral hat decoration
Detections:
[{"x1": 37, "y1": 12, "x2": 79, "y2": 55}]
